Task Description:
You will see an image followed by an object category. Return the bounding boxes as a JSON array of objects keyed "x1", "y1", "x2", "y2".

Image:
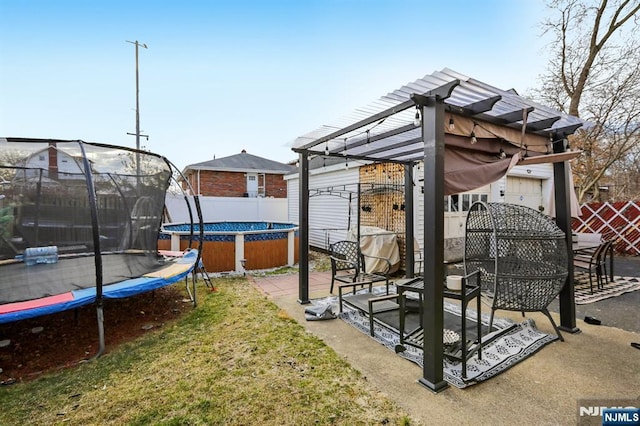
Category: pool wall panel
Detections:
[
  {"x1": 159, "y1": 222, "x2": 298, "y2": 273},
  {"x1": 157, "y1": 239, "x2": 171, "y2": 251},
  {"x1": 194, "y1": 241, "x2": 235, "y2": 272},
  {"x1": 245, "y1": 239, "x2": 287, "y2": 270}
]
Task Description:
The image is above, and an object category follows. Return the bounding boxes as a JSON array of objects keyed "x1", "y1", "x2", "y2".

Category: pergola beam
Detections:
[
  {"x1": 526, "y1": 116, "x2": 562, "y2": 132},
  {"x1": 292, "y1": 149, "x2": 413, "y2": 166},
  {"x1": 295, "y1": 99, "x2": 416, "y2": 151},
  {"x1": 538, "y1": 123, "x2": 584, "y2": 138},
  {"x1": 345, "y1": 137, "x2": 422, "y2": 158},
  {"x1": 323, "y1": 123, "x2": 418, "y2": 156},
  {"x1": 447, "y1": 95, "x2": 502, "y2": 116},
  {"x1": 493, "y1": 107, "x2": 535, "y2": 124}
]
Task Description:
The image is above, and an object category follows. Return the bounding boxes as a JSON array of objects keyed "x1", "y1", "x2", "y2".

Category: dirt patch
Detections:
[{"x1": 0, "y1": 285, "x2": 192, "y2": 384}]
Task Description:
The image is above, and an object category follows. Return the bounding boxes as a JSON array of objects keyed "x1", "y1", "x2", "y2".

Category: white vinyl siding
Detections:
[{"x1": 287, "y1": 167, "x2": 360, "y2": 250}]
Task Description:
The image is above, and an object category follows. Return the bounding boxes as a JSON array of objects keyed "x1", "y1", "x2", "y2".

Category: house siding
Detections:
[{"x1": 286, "y1": 166, "x2": 360, "y2": 250}]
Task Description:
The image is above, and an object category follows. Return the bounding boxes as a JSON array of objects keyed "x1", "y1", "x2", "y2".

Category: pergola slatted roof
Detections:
[{"x1": 292, "y1": 68, "x2": 587, "y2": 164}]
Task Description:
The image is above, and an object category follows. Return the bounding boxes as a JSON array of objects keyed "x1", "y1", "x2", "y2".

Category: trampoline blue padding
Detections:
[
  {"x1": 100, "y1": 265, "x2": 193, "y2": 299},
  {"x1": 0, "y1": 294, "x2": 90, "y2": 324},
  {"x1": 0, "y1": 249, "x2": 198, "y2": 324}
]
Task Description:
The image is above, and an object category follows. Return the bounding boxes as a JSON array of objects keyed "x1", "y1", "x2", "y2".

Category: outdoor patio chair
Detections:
[
  {"x1": 574, "y1": 240, "x2": 613, "y2": 293},
  {"x1": 329, "y1": 240, "x2": 391, "y2": 294},
  {"x1": 601, "y1": 240, "x2": 615, "y2": 280},
  {"x1": 413, "y1": 237, "x2": 424, "y2": 276}
]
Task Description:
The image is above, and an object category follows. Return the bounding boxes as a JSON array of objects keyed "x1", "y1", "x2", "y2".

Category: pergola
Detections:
[{"x1": 291, "y1": 68, "x2": 589, "y2": 392}]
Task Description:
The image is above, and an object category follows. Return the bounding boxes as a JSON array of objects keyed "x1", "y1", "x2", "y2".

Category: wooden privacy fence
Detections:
[{"x1": 572, "y1": 201, "x2": 640, "y2": 256}]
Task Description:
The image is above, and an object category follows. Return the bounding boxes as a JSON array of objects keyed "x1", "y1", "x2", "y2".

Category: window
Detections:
[
  {"x1": 462, "y1": 194, "x2": 470, "y2": 211},
  {"x1": 445, "y1": 191, "x2": 490, "y2": 213},
  {"x1": 450, "y1": 194, "x2": 459, "y2": 212}
]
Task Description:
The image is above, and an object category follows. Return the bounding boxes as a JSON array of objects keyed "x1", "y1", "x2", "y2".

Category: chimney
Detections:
[{"x1": 48, "y1": 142, "x2": 58, "y2": 180}]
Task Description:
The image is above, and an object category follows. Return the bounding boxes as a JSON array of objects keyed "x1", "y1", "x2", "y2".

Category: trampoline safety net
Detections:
[{"x1": 0, "y1": 138, "x2": 176, "y2": 305}]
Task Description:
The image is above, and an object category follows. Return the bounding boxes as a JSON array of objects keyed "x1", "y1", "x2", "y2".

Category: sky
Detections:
[{"x1": 0, "y1": 0, "x2": 553, "y2": 171}]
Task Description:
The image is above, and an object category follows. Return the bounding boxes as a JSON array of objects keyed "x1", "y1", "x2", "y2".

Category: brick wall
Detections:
[
  {"x1": 183, "y1": 170, "x2": 288, "y2": 198},
  {"x1": 264, "y1": 173, "x2": 288, "y2": 198}
]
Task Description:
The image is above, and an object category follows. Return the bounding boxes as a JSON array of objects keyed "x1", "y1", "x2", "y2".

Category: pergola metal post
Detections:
[
  {"x1": 404, "y1": 163, "x2": 415, "y2": 277},
  {"x1": 357, "y1": 183, "x2": 361, "y2": 253},
  {"x1": 414, "y1": 94, "x2": 448, "y2": 393},
  {"x1": 553, "y1": 139, "x2": 580, "y2": 333},
  {"x1": 298, "y1": 153, "x2": 310, "y2": 304}
]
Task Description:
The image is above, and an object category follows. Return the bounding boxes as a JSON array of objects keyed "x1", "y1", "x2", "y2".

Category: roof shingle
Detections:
[{"x1": 183, "y1": 150, "x2": 297, "y2": 174}]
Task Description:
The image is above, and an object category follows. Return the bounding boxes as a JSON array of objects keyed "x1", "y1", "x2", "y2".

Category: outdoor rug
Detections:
[
  {"x1": 312, "y1": 289, "x2": 558, "y2": 389},
  {"x1": 574, "y1": 272, "x2": 640, "y2": 304}
]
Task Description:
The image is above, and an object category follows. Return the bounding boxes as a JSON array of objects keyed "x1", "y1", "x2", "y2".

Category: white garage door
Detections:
[{"x1": 506, "y1": 177, "x2": 543, "y2": 211}]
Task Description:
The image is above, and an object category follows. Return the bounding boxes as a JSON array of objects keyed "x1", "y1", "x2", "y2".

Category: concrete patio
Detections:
[{"x1": 252, "y1": 266, "x2": 640, "y2": 425}]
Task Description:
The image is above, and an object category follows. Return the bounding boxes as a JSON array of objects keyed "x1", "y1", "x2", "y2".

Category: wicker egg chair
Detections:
[{"x1": 464, "y1": 202, "x2": 568, "y2": 341}]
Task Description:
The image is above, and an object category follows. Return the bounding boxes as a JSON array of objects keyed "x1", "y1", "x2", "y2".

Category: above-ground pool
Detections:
[{"x1": 159, "y1": 221, "x2": 299, "y2": 273}]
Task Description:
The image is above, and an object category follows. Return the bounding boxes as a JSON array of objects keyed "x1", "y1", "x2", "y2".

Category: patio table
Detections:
[
  {"x1": 338, "y1": 280, "x2": 400, "y2": 336},
  {"x1": 572, "y1": 241, "x2": 601, "y2": 255},
  {"x1": 395, "y1": 277, "x2": 482, "y2": 379}
]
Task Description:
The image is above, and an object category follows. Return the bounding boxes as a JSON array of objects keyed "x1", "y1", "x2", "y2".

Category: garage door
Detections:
[{"x1": 505, "y1": 177, "x2": 543, "y2": 211}]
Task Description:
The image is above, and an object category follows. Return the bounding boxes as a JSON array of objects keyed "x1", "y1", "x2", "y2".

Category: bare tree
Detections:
[
  {"x1": 608, "y1": 142, "x2": 640, "y2": 199},
  {"x1": 537, "y1": 0, "x2": 640, "y2": 202}
]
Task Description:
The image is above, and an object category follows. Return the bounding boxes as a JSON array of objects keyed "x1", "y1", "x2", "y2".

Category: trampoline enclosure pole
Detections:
[{"x1": 78, "y1": 141, "x2": 105, "y2": 358}]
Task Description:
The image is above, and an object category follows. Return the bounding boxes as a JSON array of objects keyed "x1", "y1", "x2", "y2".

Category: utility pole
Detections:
[{"x1": 126, "y1": 40, "x2": 148, "y2": 189}]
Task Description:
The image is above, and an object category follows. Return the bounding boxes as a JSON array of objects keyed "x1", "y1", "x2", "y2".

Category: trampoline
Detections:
[{"x1": 0, "y1": 137, "x2": 204, "y2": 357}]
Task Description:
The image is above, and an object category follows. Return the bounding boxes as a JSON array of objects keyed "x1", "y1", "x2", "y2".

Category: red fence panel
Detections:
[{"x1": 572, "y1": 201, "x2": 640, "y2": 256}]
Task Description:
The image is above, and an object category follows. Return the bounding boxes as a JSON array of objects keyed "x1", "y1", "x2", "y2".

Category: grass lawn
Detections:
[{"x1": 0, "y1": 276, "x2": 414, "y2": 425}]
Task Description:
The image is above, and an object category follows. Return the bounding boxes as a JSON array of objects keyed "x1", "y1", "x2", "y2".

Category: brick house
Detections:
[{"x1": 181, "y1": 149, "x2": 297, "y2": 198}]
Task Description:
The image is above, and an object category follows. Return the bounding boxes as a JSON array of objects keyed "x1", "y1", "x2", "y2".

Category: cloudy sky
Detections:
[{"x1": 0, "y1": 0, "x2": 552, "y2": 170}]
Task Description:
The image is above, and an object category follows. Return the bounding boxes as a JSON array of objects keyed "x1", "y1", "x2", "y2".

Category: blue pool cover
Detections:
[{"x1": 160, "y1": 222, "x2": 298, "y2": 242}]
